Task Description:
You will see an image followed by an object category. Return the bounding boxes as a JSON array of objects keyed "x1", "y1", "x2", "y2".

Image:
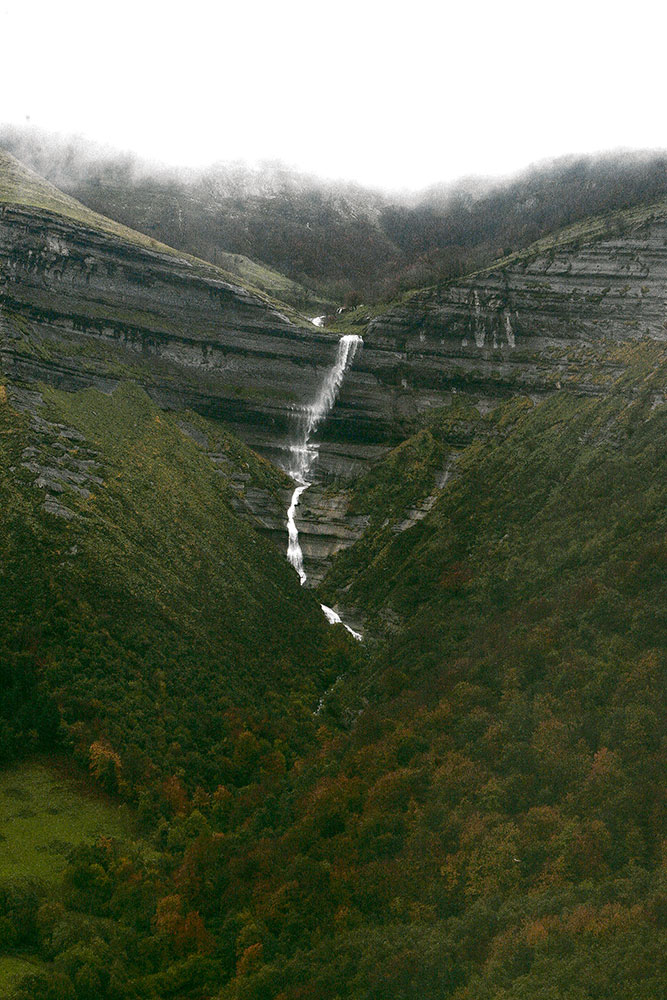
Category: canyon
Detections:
[
  {"x1": 1, "y1": 143, "x2": 666, "y2": 1000},
  {"x1": 2, "y1": 150, "x2": 667, "y2": 590}
]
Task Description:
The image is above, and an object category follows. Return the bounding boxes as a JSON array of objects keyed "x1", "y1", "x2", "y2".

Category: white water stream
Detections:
[
  {"x1": 285, "y1": 334, "x2": 363, "y2": 639},
  {"x1": 320, "y1": 603, "x2": 362, "y2": 641}
]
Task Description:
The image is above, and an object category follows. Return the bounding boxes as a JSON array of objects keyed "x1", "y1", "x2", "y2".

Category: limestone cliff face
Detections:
[
  {"x1": 303, "y1": 211, "x2": 667, "y2": 490},
  {"x1": 0, "y1": 198, "x2": 424, "y2": 485},
  {"x1": 7, "y1": 200, "x2": 665, "y2": 489},
  {"x1": 3, "y1": 187, "x2": 667, "y2": 590},
  {"x1": 0, "y1": 204, "x2": 339, "y2": 467},
  {"x1": 297, "y1": 210, "x2": 667, "y2": 589},
  {"x1": 362, "y1": 213, "x2": 667, "y2": 405}
]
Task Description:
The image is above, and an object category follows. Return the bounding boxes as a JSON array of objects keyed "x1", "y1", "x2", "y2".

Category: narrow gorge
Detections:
[{"x1": 1, "y1": 134, "x2": 667, "y2": 1000}]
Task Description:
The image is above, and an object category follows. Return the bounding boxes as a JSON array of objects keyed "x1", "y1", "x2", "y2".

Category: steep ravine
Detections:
[{"x1": 7, "y1": 185, "x2": 666, "y2": 485}]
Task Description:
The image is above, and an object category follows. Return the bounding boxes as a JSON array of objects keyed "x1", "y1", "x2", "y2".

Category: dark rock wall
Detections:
[
  {"x1": 2, "y1": 203, "x2": 667, "y2": 585},
  {"x1": 0, "y1": 205, "x2": 338, "y2": 463},
  {"x1": 363, "y1": 217, "x2": 667, "y2": 401}
]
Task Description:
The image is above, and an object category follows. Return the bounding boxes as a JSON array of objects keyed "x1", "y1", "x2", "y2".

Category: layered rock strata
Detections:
[
  {"x1": 3, "y1": 184, "x2": 667, "y2": 586},
  {"x1": 0, "y1": 204, "x2": 342, "y2": 459},
  {"x1": 362, "y1": 214, "x2": 667, "y2": 404}
]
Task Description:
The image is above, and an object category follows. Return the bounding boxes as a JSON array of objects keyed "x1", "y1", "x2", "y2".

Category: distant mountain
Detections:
[{"x1": 2, "y1": 126, "x2": 666, "y2": 306}]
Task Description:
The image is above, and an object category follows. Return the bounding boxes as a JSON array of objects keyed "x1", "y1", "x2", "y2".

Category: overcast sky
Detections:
[{"x1": 1, "y1": 0, "x2": 665, "y2": 191}]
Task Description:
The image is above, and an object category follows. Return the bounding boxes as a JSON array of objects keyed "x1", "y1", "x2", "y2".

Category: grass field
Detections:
[
  {"x1": 0, "y1": 759, "x2": 134, "y2": 885},
  {"x1": 0, "y1": 955, "x2": 47, "y2": 997}
]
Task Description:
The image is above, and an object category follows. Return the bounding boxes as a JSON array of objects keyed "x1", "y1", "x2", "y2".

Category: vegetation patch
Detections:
[
  {"x1": 0, "y1": 955, "x2": 48, "y2": 998},
  {"x1": 0, "y1": 760, "x2": 133, "y2": 885}
]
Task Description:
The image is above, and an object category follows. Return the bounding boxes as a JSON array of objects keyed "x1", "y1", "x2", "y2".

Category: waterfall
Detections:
[
  {"x1": 321, "y1": 603, "x2": 362, "y2": 641},
  {"x1": 285, "y1": 334, "x2": 363, "y2": 637},
  {"x1": 286, "y1": 483, "x2": 309, "y2": 585}
]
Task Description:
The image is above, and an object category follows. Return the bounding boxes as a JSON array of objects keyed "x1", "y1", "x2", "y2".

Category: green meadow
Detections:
[
  {"x1": 0, "y1": 955, "x2": 48, "y2": 997},
  {"x1": 0, "y1": 759, "x2": 132, "y2": 885}
]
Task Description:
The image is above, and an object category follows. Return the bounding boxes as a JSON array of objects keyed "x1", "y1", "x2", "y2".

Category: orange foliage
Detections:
[
  {"x1": 89, "y1": 741, "x2": 121, "y2": 789},
  {"x1": 163, "y1": 775, "x2": 189, "y2": 815},
  {"x1": 155, "y1": 893, "x2": 214, "y2": 954},
  {"x1": 236, "y1": 942, "x2": 264, "y2": 977}
]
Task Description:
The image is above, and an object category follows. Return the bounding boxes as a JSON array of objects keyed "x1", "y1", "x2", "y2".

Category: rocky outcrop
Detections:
[
  {"x1": 289, "y1": 483, "x2": 371, "y2": 587},
  {"x1": 361, "y1": 212, "x2": 667, "y2": 406},
  {"x1": 292, "y1": 211, "x2": 667, "y2": 486},
  {"x1": 7, "y1": 383, "x2": 104, "y2": 521},
  {"x1": 0, "y1": 204, "x2": 343, "y2": 461}
]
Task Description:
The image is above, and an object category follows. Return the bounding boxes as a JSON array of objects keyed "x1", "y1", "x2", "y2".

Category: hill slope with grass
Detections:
[
  {"x1": 0, "y1": 377, "x2": 359, "y2": 789},
  {"x1": 3, "y1": 127, "x2": 666, "y2": 303},
  {"x1": 0, "y1": 147, "x2": 324, "y2": 310}
]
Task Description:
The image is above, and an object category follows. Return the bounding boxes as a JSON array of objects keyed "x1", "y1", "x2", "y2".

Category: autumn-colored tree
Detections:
[{"x1": 88, "y1": 741, "x2": 121, "y2": 793}]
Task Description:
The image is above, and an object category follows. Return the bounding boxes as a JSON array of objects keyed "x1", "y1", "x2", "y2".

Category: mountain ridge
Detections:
[{"x1": 3, "y1": 126, "x2": 666, "y2": 304}]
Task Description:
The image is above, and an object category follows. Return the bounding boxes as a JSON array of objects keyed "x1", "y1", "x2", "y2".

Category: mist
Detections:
[{"x1": 2, "y1": 0, "x2": 667, "y2": 190}]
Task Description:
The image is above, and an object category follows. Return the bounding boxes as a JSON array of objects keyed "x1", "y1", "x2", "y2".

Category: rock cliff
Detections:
[
  {"x1": 0, "y1": 197, "x2": 342, "y2": 465},
  {"x1": 362, "y1": 206, "x2": 667, "y2": 403},
  {"x1": 3, "y1": 149, "x2": 667, "y2": 587},
  {"x1": 299, "y1": 205, "x2": 667, "y2": 588}
]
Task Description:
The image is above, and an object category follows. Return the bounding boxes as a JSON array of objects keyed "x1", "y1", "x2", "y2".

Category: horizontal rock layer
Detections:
[
  {"x1": 364, "y1": 215, "x2": 667, "y2": 397},
  {"x1": 0, "y1": 205, "x2": 345, "y2": 457},
  {"x1": 3, "y1": 202, "x2": 667, "y2": 585}
]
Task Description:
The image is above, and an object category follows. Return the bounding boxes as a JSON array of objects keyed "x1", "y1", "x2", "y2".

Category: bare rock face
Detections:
[
  {"x1": 298, "y1": 211, "x2": 667, "y2": 492},
  {"x1": 3, "y1": 195, "x2": 667, "y2": 588},
  {"x1": 7, "y1": 202, "x2": 665, "y2": 491},
  {"x1": 360, "y1": 213, "x2": 667, "y2": 409},
  {"x1": 291, "y1": 210, "x2": 667, "y2": 583},
  {"x1": 0, "y1": 204, "x2": 339, "y2": 461},
  {"x1": 289, "y1": 482, "x2": 371, "y2": 587}
]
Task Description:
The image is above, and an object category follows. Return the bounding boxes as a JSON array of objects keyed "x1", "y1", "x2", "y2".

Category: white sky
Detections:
[{"x1": 1, "y1": 0, "x2": 665, "y2": 191}]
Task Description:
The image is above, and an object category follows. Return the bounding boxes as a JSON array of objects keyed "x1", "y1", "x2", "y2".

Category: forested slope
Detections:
[
  {"x1": 0, "y1": 143, "x2": 665, "y2": 999},
  {"x1": 4, "y1": 339, "x2": 662, "y2": 999},
  {"x1": 0, "y1": 379, "x2": 358, "y2": 790},
  {"x1": 212, "y1": 340, "x2": 667, "y2": 998}
]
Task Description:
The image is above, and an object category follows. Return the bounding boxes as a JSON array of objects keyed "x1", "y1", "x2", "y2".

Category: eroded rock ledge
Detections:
[
  {"x1": 3, "y1": 201, "x2": 667, "y2": 586},
  {"x1": 0, "y1": 205, "x2": 341, "y2": 462}
]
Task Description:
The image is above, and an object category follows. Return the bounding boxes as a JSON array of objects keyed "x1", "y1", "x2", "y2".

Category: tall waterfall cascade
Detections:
[{"x1": 285, "y1": 334, "x2": 363, "y2": 639}]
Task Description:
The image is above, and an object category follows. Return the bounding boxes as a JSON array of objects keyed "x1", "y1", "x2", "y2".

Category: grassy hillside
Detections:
[
  {"x1": 0, "y1": 149, "x2": 321, "y2": 315},
  {"x1": 0, "y1": 760, "x2": 136, "y2": 885},
  {"x1": 0, "y1": 759, "x2": 153, "y2": 999},
  {"x1": 0, "y1": 149, "x2": 185, "y2": 255},
  {"x1": 4, "y1": 128, "x2": 667, "y2": 304}
]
